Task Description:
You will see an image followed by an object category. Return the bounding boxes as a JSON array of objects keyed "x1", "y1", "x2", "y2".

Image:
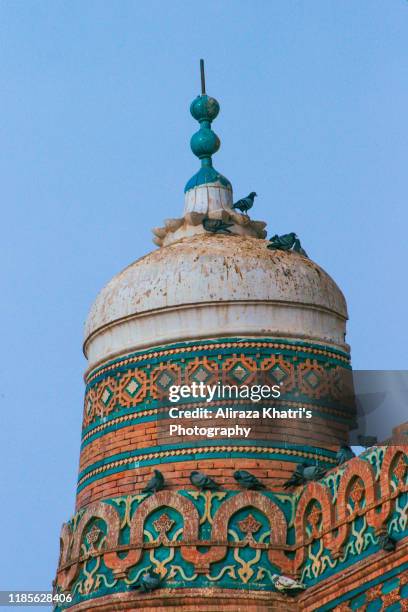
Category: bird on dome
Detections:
[
  {"x1": 268, "y1": 232, "x2": 308, "y2": 257},
  {"x1": 232, "y1": 192, "x2": 257, "y2": 214}
]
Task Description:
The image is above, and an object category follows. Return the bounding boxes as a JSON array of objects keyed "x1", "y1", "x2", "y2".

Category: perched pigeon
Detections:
[
  {"x1": 233, "y1": 470, "x2": 266, "y2": 490},
  {"x1": 379, "y1": 534, "x2": 397, "y2": 552},
  {"x1": 268, "y1": 232, "x2": 308, "y2": 257},
  {"x1": 336, "y1": 445, "x2": 356, "y2": 465},
  {"x1": 142, "y1": 469, "x2": 164, "y2": 494},
  {"x1": 271, "y1": 574, "x2": 306, "y2": 595},
  {"x1": 302, "y1": 464, "x2": 327, "y2": 482},
  {"x1": 283, "y1": 463, "x2": 327, "y2": 488},
  {"x1": 132, "y1": 568, "x2": 162, "y2": 593},
  {"x1": 283, "y1": 463, "x2": 306, "y2": 489},
  {"x1": 268, "y1": 232, "x2": 297, "y2": 250},
  {"x1": 202, "y1": 218, "x2": 233, "y2": 234},
  {"x1": 292, "y1": 237, "x2": 308, "y2": 257},
  {"x1": 190, "y1": 470, "x2": 220, "y2": 491},
  {"x1": 232, "y1": 192, "x2": 257, "y2": 213}
]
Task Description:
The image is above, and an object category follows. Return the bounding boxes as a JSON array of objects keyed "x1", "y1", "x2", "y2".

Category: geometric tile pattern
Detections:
[
  {"x1": 261, "y1": 355, "x2": 296, "y2": 392},
  {"x1": 82, "y1": 339, "x2": 353, "y2": 429},
  {"x1": 151, "y1": 363, "x2": 182, "y2": 399},
  {"x1": 186, "y1": 357, "x2": 219, "y2": 386},
  {"x1": 298, "y1": 359, "x2": 330, "y2": 399},
  {"x1": 118, "y1": 369, "x2": 147, "y2": 407},
  {"x1": 222, "y1": 355, "x2": 258, "y2": 385}
]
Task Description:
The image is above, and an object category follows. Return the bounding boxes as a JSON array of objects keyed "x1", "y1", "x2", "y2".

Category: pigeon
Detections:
[
  {"x1": 233, "y1": 470, "x2": 266, "y2": 490},
  {"x1": 131, "y1": 568, "x2": 162, "y2": 593},
  {"x1": 302, "y1": 464, "x2": 327, "y2": 482},
  {"x1": 292, "y1": 237, "x2": 308, "y2": 258},
  {"x1": 379, "y1": 534, "x2": 397, "y2": 552},
  {"x1": 232, "y1": 192, "x2": 257, "y2": 214},
  {"x1": 336, "y1": 445, "x2": 356, "y2": 465},
  {"x1": 283, "y1": 463, "x2": 306, "y2": 489},
  {"x1": 271, "y1": 574, "x2": 306, "y2": 596},
  {"x1": 202, "y1": 218, "x2": 234, "y2": 234},
  {"x1": 283, "y1": 463, "x2": 327, "y2": 488},
  {"x1": 268, "y1": 232, "x2": 297, "y2": 251},
  {"x1": 267, "y1": 232, "x2": 308, "y2": 257},
  {"x1": 142, "y1": 469, "x2": 165, "y2": 494},
  {"x1": 190, "y1": 470, "x2": 220, "y2": 491}
]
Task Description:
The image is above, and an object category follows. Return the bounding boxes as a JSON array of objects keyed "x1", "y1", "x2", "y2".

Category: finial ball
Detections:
[
  {"x1": 190, "y1": 128, "x2": 220, "y2": 158},
  {"x1": 190, "y1": 95, "x2": 220, "y2": 123}
]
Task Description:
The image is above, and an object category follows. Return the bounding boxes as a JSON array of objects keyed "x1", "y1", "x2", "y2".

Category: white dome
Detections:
[{"x1": 84, "y1": 234, "x2": 348, "y2": 368}]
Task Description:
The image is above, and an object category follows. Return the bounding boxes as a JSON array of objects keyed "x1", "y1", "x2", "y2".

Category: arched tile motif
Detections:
[
  {"x1": 211, "y1": 491, "x2": 291, "y2": 573},
  {"x1": 54, "y1": 449, "x2": 408, "y2": 608},
  {"x1": 327, "y1": 458, "x2": 376, "y2": 555},
  {"x1": 106, "y1": 491, "x2": 200, "y2": 576},
  {"x1": 130, "y1": 490, "x2": 200, "y2": 544},
  {"x1": 59, "y1": 522, "x2": 73, "y2": 567},
  {"x1": 295, "y1": 482, "x2": 334, "y2": 569},
  {"x1": 376, "y1": 446, "x2": 408, "y2": 531},
  {"x1": 57, "y1": 502, "x2": 121, "y2": 590}
]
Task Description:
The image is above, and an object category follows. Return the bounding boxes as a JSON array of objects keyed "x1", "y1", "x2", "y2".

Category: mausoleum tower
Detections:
[
  {"x1": 55, "y1": 66, "x2": 384, "y2": 612},
  {"x1": 78, "y1": 71, "x2": 354, "y2": 512}
]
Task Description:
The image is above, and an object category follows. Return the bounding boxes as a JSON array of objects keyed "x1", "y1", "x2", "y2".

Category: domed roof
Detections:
[{"x1": 84, "y1": 233, "x2": 347, "y2": 346}]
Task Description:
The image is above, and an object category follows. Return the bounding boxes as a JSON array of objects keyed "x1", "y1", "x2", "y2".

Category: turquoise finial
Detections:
[{"x1": 184, "y1": 60, "x2": 231, "y2": 193}]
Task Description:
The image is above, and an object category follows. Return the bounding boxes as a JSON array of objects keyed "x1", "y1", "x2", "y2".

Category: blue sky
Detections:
[{"x1": 0, "y1": 0, "x2": 407, "y2": 598}]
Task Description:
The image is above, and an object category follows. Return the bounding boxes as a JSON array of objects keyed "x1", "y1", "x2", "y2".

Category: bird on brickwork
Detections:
[
  {"x1": 300, "y1": 463, "x2": 327, "y2": 482},
  {"x1": 202, "y1": 218, "x2": 234, "y2": 234},
  {"x1": 336, "y1": 444, "x2": 356, "y2": 465},
  {"x1": 190, "y1": 470, "x2": 220, "y2": 491},
  {"x1": 283, "y1": 462, "x2": 327, "y2": 489},
  {"x1": 142, "y1": 469, "x2": 165, "y2": 494},
  {"x1": 232, "y1": 191, "x2": 257, "y2": 214},
  {"x1": 283, "y1": 463, "x2": 305, "y2": 488},
  {"x1": 271, "y1": 574, "x2": 306, "y2": 596},
  {"x1": 379, "y1": 534, "x2": 397, "y2": 552},
  {"x1": 233, "y1": 470, "x2": 266, "y2": 490},
  {"x1": 131, "y1": 568, "x2": 162, "y2": 592}
]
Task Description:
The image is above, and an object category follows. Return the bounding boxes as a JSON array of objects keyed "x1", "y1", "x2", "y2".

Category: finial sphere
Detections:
[
  {"x1": 190, "y1": 127, "x2": 220, "y2": 158},
  {"x1": 190, "y1": 95, "x2": 220, "y2": 123}
]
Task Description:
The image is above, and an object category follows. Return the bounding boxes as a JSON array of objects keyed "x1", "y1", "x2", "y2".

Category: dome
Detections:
[{"x1": 84, "y1": 233, "x2": 348, "y2": 368}]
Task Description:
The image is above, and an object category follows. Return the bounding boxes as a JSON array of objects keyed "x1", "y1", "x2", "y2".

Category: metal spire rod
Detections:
[{"x1": 200, "y1": 59, "x2": 206, "y2": 95}]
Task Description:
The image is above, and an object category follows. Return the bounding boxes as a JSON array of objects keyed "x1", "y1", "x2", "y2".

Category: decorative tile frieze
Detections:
[
  {"x1": 56, "y1": 446, "x2": 408, "y2": 610},
  {"x1": 82, "y1": 339, "x2": 353, "y2": 431}
]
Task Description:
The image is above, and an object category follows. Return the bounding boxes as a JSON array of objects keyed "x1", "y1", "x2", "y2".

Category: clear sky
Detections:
[{"x1": 1, "y1": 0, "x2": 407, "y2": 600}]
